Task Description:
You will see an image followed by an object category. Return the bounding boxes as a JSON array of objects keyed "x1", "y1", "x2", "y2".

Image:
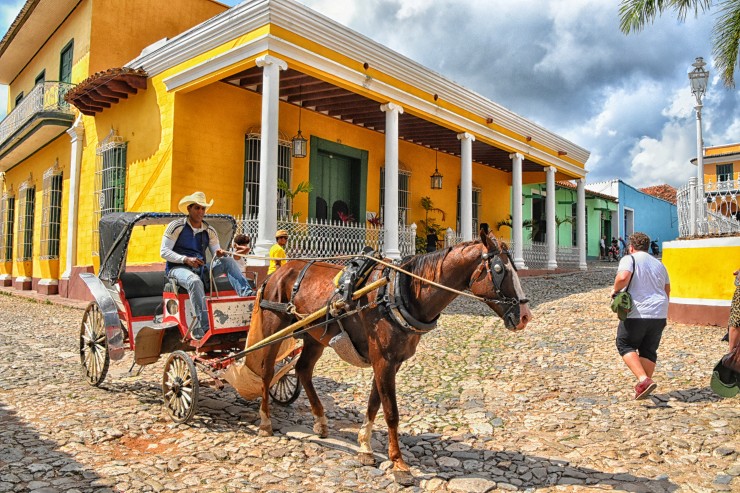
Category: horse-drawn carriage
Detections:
[
  {"x1": 79, "y1": 212, "x2": 532, "y2": 484},
  {"x1": 78, "y1": 212, "x2": 300, "y2": 423}
]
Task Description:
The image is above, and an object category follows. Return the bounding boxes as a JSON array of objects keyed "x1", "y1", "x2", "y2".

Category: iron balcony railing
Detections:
[
  {"x1": 677, "y1": 178, "x2": 740, "y2": 237},
  {"x1": 235, "y1": 216, "x2": 417, "y2": 261},
  {"x1": 0, "y1": 81, "x2": 75, "y2": 146}
]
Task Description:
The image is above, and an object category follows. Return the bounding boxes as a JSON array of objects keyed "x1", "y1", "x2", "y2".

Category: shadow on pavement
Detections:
[
  {"x1": 271, "y1": 422, "x2": 678, "y2": 492},
  {"x1": 0, "y1": 400, "x2": 104, "y2": 491}
]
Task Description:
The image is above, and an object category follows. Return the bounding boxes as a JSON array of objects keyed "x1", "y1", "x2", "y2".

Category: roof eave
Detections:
[{"x1": 129, "y1": 0, "x2": 590, "y2": 168}]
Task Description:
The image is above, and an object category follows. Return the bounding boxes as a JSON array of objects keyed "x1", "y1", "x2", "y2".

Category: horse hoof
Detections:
[
  {"x1": 313, "y1": 423, "x2": 328, "y2": 438},
  {"x1": 392, "y1": 469, "x2": 414, "y2": 486},
  {"x1": 358, "y1": 453, "x2": 375, "y2": 466},
  {"x1": 258, "y1": 427, "x2": 273, "y2": 437}
]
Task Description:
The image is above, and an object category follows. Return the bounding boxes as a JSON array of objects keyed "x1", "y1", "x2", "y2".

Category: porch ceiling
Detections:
[{"x1": 223, "y1": 67, "x2": 543, "y2": 173}]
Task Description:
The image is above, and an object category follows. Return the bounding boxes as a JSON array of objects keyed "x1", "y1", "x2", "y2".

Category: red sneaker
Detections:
[{"x1": 634, "y1": 378, "x2": 657, "y2": 400}]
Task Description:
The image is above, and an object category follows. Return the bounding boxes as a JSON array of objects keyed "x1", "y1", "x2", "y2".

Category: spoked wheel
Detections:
[
  {"x1": 270, "y1": 353, "x2": 301, "y2": 406},
  {"x1": 79, "y1": 302, "x2": 110, "y2": 386},
  {"x1": 162, "y1": 350, "x2": 199, "y2": 423}
]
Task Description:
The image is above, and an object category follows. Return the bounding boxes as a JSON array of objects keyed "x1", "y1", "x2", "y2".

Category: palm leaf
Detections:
[{"x1": 712, "y1": 0, "x2": 740, "y2": 87}]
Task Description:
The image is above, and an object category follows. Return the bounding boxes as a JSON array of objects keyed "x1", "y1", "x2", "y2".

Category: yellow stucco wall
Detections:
[
  {"x1": 7, "y1": 0, "x2": 91, "y2": 107},
  {"x1": 663, "y1": 237, "x2": 740, "y2": 302},
  {"x1": 88, "y1": 0, "x2": 227, "y2": 75},
  {"x1": 170, "y1": 80, "x2": 513, "y2": 235},
  {"x1": 0, "y1": 133, "x2": 71, "y2": 280}
]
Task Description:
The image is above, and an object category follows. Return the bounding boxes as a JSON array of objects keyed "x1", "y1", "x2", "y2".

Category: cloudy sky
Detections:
[{"x1": 0, "y1": 0, "x2": 733, "y2": 188}]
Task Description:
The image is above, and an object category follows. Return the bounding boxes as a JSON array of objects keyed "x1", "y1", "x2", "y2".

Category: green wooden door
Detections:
[{"x1": 315, "y1": 151, "x2": 355, "y2": 222}]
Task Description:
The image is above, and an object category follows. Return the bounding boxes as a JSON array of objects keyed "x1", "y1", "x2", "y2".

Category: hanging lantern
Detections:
[
  {"x1": 291, "y1": 129, "x2": 307, "y2": 158},
  {"x1": 291, "y1": 86, "x2": 307, "y2": 158},
  {"x1": 430, "y1": 150, "x2": 443, "y2": 189}
]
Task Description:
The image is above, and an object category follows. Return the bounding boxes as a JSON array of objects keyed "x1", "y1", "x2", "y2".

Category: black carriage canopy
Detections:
[{"x1": 98, "y1": 212, "x2": 238, "y2": 283}]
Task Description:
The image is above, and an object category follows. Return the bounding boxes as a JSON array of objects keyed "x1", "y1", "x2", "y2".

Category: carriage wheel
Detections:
[
  {"x1": 269, "y1": 353, "x2": 301, "y2": 406},
  {"x1": 79, "y1": 302, "x2": 110, "y2": 387},
  {"x1": 162, "y1": 350, "x2": 199, "y2": 423}
]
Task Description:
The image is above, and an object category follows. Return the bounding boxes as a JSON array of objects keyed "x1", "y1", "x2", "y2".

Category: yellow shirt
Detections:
[{"x1": 267, "y1": 243, "x2": 286, "y2": 275}]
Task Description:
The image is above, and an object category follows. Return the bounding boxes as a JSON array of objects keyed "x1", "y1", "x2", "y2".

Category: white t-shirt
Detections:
[{"x1": 618, "y1": 251, "x2": 670, "y2": 319}]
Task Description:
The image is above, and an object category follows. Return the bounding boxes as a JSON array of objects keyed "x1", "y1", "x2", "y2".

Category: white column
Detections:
[
  {"x1": 62, "y1": 115, "x2": 85, "y2": 280},
  {"x1": 458, "y1": 132, "x2": 475, "y2": 241},
  {"x1": 576, "y1": 178, "x2": 587, "y2": 270},
  {"x1": 381, "y1": 102, "x2": 403, "y2": 259},
  {"x1": 253, "y1": 55, "x2": 287, "y2": 260},
  {"x1": 509, "y1": 153, "x2": 527, "y2": 269},
  {"x1": 546, "y1": 166, "x2": 557, "y2": 270}
]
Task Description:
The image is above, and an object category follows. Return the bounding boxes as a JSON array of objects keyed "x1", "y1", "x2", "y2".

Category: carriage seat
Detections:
[
  {"x1": 119, "y1": 271, "x2": 167, "y2": 318},
  {"x1": 163, "y1": 274, "x2": 237, "y2": 295}
]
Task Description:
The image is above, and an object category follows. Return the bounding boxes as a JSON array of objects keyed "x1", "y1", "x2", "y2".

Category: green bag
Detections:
[
  {"x1": 610, "y1": 256, "x2": 635, "y2": 321},
  {"x1": 610, "y1": 291, "x2": 633, "y2": 321}
]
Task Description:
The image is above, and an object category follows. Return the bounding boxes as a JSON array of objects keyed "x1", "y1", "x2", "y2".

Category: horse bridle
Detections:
[{"x1": 469, "y1": 246, "x2": 529, "y2": 327}]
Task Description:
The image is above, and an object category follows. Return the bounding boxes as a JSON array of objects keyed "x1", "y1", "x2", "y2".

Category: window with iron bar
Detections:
[
  {"x1": 17, "y1": 184, "x2": 35, "y2": 261},
  {"x1": 456, "y1": 186, "x2": 481, "y2": 234},
  {"x1": 717, "y1": 163, "x2": 734, "y2": 182},
  {"x1": 243, "y1": 131, "x2": 292, "y2": 218},
  {"x1": 0, "y1": 194, "x2": 14, "y2": 262},
  {"x1": 41, "y1": 166, "x2": 63, "y2": 259},
  {"x1": 93, "y1": 130, "x2": 127, "y2": 256},
  {"x1": 379, "y1": 167, "x2": 411, "y2": 225}
]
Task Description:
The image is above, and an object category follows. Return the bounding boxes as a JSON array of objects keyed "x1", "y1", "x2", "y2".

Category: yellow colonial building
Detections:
[{"x1": 0, "y1": 0, "x2": 589, "y2": 300}]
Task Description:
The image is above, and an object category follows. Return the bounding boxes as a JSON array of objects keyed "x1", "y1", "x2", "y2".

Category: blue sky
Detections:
[{"x1": 0, "y1": 0, "x2": 732, "y2": 189}]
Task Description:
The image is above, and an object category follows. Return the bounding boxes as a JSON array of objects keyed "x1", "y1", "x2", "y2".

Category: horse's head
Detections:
[{"x1": 468, "y1": 232, "x2": 532, "y2": 331}]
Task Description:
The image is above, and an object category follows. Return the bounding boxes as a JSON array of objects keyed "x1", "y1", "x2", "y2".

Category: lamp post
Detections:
[{"x1": 689, "y1": 56, "x2": 709, "y2": 230}]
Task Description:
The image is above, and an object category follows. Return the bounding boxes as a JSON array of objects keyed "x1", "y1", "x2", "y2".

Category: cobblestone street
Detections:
[{"x1": 0, "y1": 264, "x2": 737, "y2": 492}]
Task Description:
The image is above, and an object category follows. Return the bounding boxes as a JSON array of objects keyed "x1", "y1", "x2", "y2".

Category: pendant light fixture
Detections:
[
  {"x1": 291, "y1": 85, "x2": 307, "y2": 158},
  {"x1": 430, "y1": 148, "x2": 443, "y2": 190}
]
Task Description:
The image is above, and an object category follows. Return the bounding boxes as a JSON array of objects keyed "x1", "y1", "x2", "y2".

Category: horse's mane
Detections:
[{"x1": 405, "y1": 240, "x2": 481, "y2": 282}]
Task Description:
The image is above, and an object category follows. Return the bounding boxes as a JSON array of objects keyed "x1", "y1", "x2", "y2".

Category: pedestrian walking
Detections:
[
  {"x1": 610, "y1": 232, "x2": 670, "y2": 400},
  {"x1": 600, "y1": 235, "x2": 606, "y2": 260},
  {"x1": 618, "y1": 236, "x2": 627, "y2": 258}
]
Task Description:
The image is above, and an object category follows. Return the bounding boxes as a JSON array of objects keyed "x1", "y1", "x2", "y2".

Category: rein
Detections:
[{"x1": 219, "y1": 245, "x2": 526, "y2": 307}]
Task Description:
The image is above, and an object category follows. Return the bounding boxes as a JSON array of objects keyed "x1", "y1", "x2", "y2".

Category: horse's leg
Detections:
[
  {"x1": 373, "y1": 360, "x2": 414, "y2": 486},
  {"x1": 357, "y1": 379, "x2": 380, "y2": 465},
  {"x1": 258, "y1": 344, "x2": 279, "y2": 437},
  {"x1": 295, "y1": 337, "x2": 329, "y2": 437}
]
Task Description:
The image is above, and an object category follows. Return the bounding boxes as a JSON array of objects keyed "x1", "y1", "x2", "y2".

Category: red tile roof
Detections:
[{"x1": 639, "y1": 184, "x2": 677, "y2": 204}]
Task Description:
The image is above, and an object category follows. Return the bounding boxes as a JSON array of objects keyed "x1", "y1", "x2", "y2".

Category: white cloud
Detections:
[{"x1": 629, "y1": 121, "x2": 696, "y2": 187}]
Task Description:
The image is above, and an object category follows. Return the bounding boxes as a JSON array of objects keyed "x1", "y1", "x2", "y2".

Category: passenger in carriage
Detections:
[{"x1": 160, "y1": 191, "x2": 255, "y2": 340}]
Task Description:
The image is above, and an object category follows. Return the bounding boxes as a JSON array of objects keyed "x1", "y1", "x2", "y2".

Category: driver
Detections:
[{"x1": 160, "y1": 191, "x2": 254, "y2": 340}]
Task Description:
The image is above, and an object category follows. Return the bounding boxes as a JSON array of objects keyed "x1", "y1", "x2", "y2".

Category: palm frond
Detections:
[
  {"x1": 712, "y1": 0, "x2": 740, "y2": 87},
  {"x1": 619, "y1": 0, "x2": 711, "y2": 33}
]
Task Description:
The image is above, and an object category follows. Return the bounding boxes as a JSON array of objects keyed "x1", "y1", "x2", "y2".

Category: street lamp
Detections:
[{"x1": 689, "y1": 56, "x2": 709, "y2": 229}]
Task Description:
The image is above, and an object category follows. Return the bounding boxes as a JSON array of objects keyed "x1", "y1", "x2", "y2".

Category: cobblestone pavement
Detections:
[{"x1": 0, "y1": 264, "x2": 738, "y2": 493}]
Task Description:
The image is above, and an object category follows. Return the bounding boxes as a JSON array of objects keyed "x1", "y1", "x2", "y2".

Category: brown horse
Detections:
[{"x1": 245, "y1": 231, "x2": 532, "y2": 484}]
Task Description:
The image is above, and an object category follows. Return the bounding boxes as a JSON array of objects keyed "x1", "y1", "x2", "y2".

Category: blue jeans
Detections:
[{"x1": 168, "y1": 256, "x2": 254, "y2": 336}]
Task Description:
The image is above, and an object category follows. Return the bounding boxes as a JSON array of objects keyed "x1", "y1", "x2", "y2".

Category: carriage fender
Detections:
[{"x1": 79, "y1": 273, "x2": 126, "y2": 361}]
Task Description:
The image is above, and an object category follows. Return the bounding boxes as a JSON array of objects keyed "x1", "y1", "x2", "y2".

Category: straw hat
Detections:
[
  {"x1": 178, "y1": 191, "x2": 214, "y2": 214},
  {"x1": 275, "y1": 229, "x2": 289, "y2": 239}
]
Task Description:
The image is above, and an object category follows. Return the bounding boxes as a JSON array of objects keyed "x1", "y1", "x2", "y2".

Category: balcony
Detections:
[{"x1": 0, "y1": 81, "x2": 75, "y2": 171}]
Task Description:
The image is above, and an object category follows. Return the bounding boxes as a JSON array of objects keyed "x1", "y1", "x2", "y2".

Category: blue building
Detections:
[{"x1": 585, "y1": 180, "x2": 678, "y2": 252}]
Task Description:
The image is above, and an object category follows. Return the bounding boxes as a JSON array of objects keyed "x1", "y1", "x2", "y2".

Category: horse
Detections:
[{"x1": 244, "y1": 231, "x2": 532, "y2": 485}]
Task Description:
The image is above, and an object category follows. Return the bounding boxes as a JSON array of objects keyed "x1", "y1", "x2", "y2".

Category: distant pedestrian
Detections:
[
  {"x1": 267, "y1": 229, "x2": 289, "y2": 275},
  {"x1": 618, "y1": 236, "x2": 627, "y2": 257},
  {"x1": 599, "y1": 235, "x2": 606, "y2": 260},
  {"x1": 610, "y1": 232, "x2": 670, "y2": 400}
]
